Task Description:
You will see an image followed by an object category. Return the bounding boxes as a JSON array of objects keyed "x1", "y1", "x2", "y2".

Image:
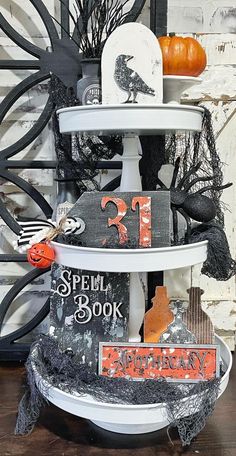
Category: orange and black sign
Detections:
[
  {"x1": 99, "y1": 342, "x2": 220, "y2": 382},
  {"x1": 67, "y1": 191, "x2": 170, "y2": 249}
]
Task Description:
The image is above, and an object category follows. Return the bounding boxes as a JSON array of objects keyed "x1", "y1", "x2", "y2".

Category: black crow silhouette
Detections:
[{"x1": 114, "y1": 54, "x2": 155, "y2": 103}]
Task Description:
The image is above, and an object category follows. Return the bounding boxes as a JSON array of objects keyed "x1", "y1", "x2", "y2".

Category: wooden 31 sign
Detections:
[{"x1": 68, "y1": 191, "x2": 170, "y2": 248}]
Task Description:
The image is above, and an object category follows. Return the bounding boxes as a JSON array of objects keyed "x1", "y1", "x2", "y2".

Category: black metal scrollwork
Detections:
[
  {"x1": 0, "y1": 0, "x2": 166, "y2": 360},
  {"x1": 0, "y1": 266, "x2": 50, "y2": 361}
]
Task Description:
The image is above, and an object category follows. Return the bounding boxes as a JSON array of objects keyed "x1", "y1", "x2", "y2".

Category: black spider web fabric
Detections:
[
  {"x1": 164, "y1": 107, "x2": 225, "y2": 226},
  {"x1": 49, "y1": 75, "x2": 122, "y2": 192},
  {"x1": 189, "y1": 222, "x2": 236, "y2": 281},
  {"x1": 15, "y1": 335, "x2": 221, "y2": 446}
]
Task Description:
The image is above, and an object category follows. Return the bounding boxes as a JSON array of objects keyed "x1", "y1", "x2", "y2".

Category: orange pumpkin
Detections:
[
  {"x1": 27, "y1": 243, "x2": 55, "y2": 268},
  {"x1": 158, "y1": 34, "x2": 207, "y2": 77}
]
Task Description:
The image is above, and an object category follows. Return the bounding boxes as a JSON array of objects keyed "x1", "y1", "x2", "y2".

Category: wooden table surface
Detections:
[{"x1": 0, "y1": 355, "x2": 235, "y2": 456}]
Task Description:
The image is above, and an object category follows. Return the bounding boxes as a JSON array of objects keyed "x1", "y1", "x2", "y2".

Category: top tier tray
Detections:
[{"x1": 57, "y1": 104, "x2": 204, "y2": 136}]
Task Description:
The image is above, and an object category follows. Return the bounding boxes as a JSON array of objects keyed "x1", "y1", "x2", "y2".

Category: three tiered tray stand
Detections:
[{"x1": 32, "y1": 103, "x2": 232, "y2": 434}]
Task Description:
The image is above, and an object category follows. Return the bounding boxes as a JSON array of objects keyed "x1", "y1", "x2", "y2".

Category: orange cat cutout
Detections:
[{"x1": 144, "y1": 286, "x2": 173, "y2": 342}]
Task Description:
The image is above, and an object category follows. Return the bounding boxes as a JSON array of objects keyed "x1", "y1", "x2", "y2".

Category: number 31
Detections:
[{"x1": 101, "y1": 196, "x2": 152, "y2": 247}]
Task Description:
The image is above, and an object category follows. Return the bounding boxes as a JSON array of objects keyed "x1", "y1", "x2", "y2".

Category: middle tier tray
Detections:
[
  {"x1": 51, "y1": 240, "x2": 208, "y2": 272},
  {"x1": 57, "y1": 104, "x2": 204, "y2": 135}
]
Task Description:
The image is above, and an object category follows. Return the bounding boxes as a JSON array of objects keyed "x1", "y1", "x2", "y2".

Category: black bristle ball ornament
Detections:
[{"x1": 183, "y1": 194, "x2": 216, "y2": 222}]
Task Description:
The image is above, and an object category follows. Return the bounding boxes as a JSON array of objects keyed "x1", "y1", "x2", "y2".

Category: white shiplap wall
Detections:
[
  {"x1": 0, "y1": 0, "x2": 235, "y2": 348},
  {"x1": 165, "y1": 1, "x2": 236, "y2": 349}
]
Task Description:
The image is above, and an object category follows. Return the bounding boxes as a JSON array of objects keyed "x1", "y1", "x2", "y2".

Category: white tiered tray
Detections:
[
  {"x1": 51, "y1": 240, "x2": 208, "y2": 272},
  {"x1": 32, "y1": 334, "x2": 232, "y2": 434},
  {"x1": 57, "y1": 104, "x2": 204, "y2": 136},
  {"x1": 52, "y1": 102, "x2": 224, "y2": 437}
]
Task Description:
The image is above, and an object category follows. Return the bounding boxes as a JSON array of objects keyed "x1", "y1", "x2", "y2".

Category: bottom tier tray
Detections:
[{"x1": 32, "y1": 335, "x2": 232, "y2": 435}]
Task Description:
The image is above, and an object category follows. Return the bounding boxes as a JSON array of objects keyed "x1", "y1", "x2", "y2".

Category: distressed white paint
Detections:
[
  {"x1": 168, "y1": 1, "x2": 236, "y2": 33},
  {"x1": 165, "y1": 103, "x2": 236, "y2": 346},
  {"x1": 182, "y1": 67, "x2": 236, "y2": 103},
  {"x1": 165, "y1": 4, "x2": 236, "y2": 347},
  {"x1": 102, "y1": 22, "x2": 163, "y2": 105},
  {"x1": 166, "y1": 107, "x2": 236, "y2": 292},
  {"x1": 0, "y1": 0, "x2": 55, "y2": 43}
]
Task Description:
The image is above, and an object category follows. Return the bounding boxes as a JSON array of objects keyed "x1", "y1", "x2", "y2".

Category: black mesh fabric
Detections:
[
  {"x1": 164, "y1": 107, "x2": 225, "y2": 226},
  {"x1": 49, "y1": 75, "x2": 122, "y2": 191},
  {"x1": 189, "y1": 222, "x2": 236, "y2": 280}
]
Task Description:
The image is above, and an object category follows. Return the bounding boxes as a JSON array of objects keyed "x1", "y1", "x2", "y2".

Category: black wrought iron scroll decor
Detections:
[{"x1": 0, "y1": 0, "x2": 162, "y2": 361}]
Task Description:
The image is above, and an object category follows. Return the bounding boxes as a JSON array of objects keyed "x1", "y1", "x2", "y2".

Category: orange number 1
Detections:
[{"x1": 132, "y1": 196, "x2": 151, "y2": 247}]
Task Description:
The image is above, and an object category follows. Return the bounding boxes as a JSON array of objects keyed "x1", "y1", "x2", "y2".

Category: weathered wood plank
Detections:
[
  {"x1": 0, "y1": 0, "x2": 56, "y2": 38},
  {"x1": 168, "y1": 1, "x2": 236, "y2": 33}
]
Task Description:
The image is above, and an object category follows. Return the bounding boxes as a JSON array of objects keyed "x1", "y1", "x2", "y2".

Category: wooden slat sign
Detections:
[
  {"x1": 68, "y1": 191, "x2": 170, "y2": 248},
  {"x1": 99, "y1": 343, "x2": 220, "y2": 382}
]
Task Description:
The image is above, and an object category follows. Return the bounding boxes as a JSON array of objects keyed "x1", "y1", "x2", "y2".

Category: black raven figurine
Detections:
[{"x1": 114, "y1": 54, "x2": 155, "y2": 103}]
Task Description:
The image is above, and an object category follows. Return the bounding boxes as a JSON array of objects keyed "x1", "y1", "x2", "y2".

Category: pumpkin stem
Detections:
[{"x1": 169, "y1": 32, "x2": 176, "y2": 37}]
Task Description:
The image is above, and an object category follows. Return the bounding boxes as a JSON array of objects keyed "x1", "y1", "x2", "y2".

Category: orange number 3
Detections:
[{"x1": 101, "y1": 196, "x2": 151, "y2": 247}]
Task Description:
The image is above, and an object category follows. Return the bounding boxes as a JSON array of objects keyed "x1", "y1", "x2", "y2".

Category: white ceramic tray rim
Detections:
[
  {"x1": 51, "y1": 240, "x2": 208, "y2": 272},
  {"x1": 57, "y1": 103, "x2": 204, "y2": 114},
  {"x1": 31, "y1": 335, "x2": 232, "y2": 434},
  {"x1": 57, "y1": 103, "x2": 204, "y2": 136}
]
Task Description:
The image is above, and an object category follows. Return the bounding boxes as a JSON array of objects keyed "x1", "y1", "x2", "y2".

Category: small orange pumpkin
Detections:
[
  {"x1": 158, "y1": 34, "x2": 207, "y2": 77},
  {"x1": 27, "y1": 243, "x2": 55, "y2": 268}
]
